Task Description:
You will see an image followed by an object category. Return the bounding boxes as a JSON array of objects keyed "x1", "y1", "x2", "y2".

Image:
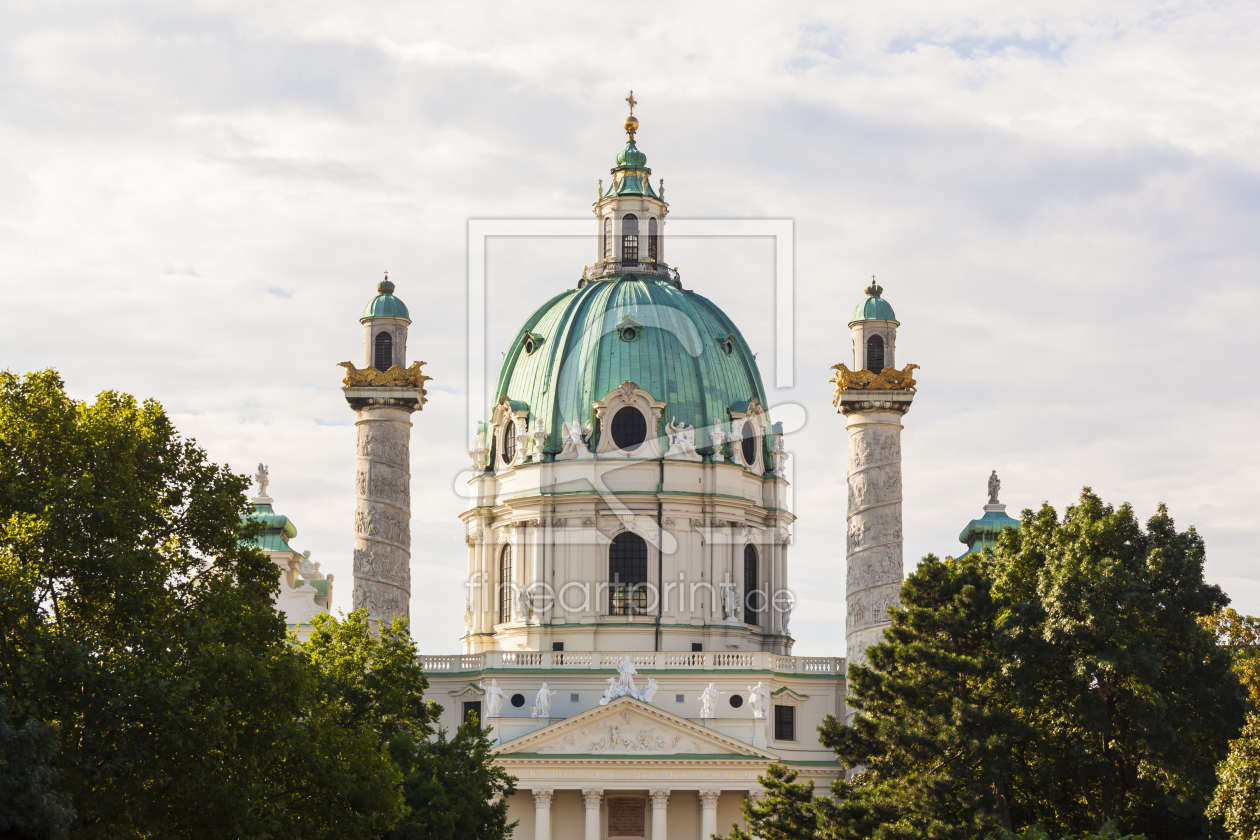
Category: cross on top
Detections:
[{"x1": 626, "y1": 90, "x2": 637, "y2": 115}]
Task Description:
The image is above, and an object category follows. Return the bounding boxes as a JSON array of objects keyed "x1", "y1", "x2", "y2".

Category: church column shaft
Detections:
[
  {"x1": 352, "y1": 406, "x2": 414, "y2": 627},
  {"x1": 649, "y1": 790, "x2": 669, "y2": 840},
  {"x1": 844, "y1": 408, "x2": 906, "y2": 684},
  {"x1": 532, "y1": 789, "x2": 553, "y2": 840},
  {"x1": 699, "y1": 790, "x2": 720, "y2": 839},
  {"x1": 582, "y1": 789, "x2": 602, "y2": 840}
]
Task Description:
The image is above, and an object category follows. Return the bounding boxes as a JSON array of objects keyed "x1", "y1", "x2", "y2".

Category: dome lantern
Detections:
[
  {"x1": 359, "y1": 273, "x2": 411, "y2": 371},
  {"x1": 847, "y1": 276, "x2": 899, "y2": 374}
]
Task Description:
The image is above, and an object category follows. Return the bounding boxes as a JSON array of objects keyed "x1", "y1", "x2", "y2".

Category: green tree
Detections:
[
  {"x1": 384, "y1": 717, "x2": 517, "y2": 840},
  {"x1": 0, "y1": 698, "x2": 75, "y2": 839},
  {"x1": 1205, "y1": 610, "x2": 1260, "y2": 839},
  {"x1": 722, "y1": 763, "x2": 818, "y2": 840},
  {"x1": 992, "y1": 491, "x2": 1246, "y2": 837},
  {"x1": 0, "y1": 370, "x2": 404, "y2": 839}
]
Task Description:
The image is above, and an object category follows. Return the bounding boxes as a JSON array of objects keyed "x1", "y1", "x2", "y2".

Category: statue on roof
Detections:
[
  {"x1": 254, "y1": 463, "x2": 269, "y2": 497},
  {"x1": 988, "y1": 470, "x2": 1001, "y2": 504}
]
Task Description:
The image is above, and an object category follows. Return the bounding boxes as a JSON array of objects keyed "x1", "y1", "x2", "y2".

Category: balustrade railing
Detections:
[{"x1": 417, "y1": 651, "x2": 844, "y2": 675}]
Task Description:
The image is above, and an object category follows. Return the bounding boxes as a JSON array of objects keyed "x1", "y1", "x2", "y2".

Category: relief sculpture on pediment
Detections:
[{"x1": 532, "y1": 710, "x2": 706, "y2": 755}]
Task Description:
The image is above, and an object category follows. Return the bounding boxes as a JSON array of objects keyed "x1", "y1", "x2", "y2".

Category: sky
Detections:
[{"x1": 1, "y1": 0, "x2": 1258, "y2": 655}]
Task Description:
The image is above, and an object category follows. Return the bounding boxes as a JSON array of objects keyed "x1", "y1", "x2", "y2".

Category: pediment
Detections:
[{"x1": 493, "y1": 696, "x2": 775, "y2": 759}]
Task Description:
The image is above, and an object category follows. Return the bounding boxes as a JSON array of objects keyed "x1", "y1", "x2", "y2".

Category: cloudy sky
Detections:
[{"x1": 2, "y1": 1, "x2": 1258, "y2": 654}]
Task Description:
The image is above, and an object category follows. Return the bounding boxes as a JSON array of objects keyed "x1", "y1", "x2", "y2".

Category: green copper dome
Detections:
[
  {"x1": 616, "y1": 138, "x2": 648, "y2": 168},
  {"x1": 958, "y1": 507, "x2": 1020, "y2": 558},
  {"x1": 850, "y1": 280, "x2": 897, "y2": 324},
  {"x1": 604, "y1": 138, "x2": 659, "y2": 199},
  {"x1": 361, "y1": 278, "x2": 411, "y2": 322},
  {"x1": 492, "y1": 275, "x2": 769, "y2": 459}
]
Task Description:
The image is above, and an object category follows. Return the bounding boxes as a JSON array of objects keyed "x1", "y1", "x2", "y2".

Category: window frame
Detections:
[
  {"x1": 622, "y1": 214, "x2": 639, "y2": 262},
  {"x1": 744, "y1": 544, "x2": 761, "y2": 627},
  {"x1": 374, "y1": 331, "x2": 393, "y2": 371},
  {"x1": 608, "y1": 531, "x2": 649, "y2": 616},
  {"x1": 773, "y1": 704, "x2": 797, "y2": 742},
  {"x1": 498, "y1": 543, "x2": 514, "y2": 624},
  {"x1": 866, "y1": 333, "x2": 885, "y2": 373}
]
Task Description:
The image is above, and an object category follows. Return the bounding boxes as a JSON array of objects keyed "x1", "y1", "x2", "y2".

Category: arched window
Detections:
[
  {"x1": 603, "y1": 217, "x2": 614, "y2": 261},
  {"x1": 744, "y1": 544, "x2": 761, "y2": 626},
  {"x1": 609, "y1": 532, "x2": 648, "y2": 615},
  {"x1": 498, "y1": 544, "x2": 513, "y2": 624},
  {"x1": 648, "y1": 217, "x2": 659, "y2": 261},
  {"x1": 622, "y1": 214, "x2": 639, "y2": 262},
  {"x1": 866, "y1": 334, "x2": 885, "y2": 373},
  {"x1": 741, "y1": 424, "x2": 758, "y2": 467},
  {"x1": 501, "y1": 419, "x2": 516, "y2": 465},
  {"x1": 374, "y1": 331, "x2": 393, "y2": 371},
  {"x1": 610, "y1": 407, "x2": 647, "y2": 452}
]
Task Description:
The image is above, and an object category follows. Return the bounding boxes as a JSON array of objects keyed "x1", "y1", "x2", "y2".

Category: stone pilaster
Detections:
[
  {"x1": 839, "y1": 393, "x2": 912, "y2": 716},
  {"x1": 349, "y1": 399, "x2": 419, "y2": 628}
]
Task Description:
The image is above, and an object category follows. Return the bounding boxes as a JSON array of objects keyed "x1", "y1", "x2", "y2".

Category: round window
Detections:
[
  {"x1": 620, "y1": 326, "x2": 638, "y2": 341},
  {"x1": 524, "y1": 336, "x2": 535, "y2": 355},
  {"x1": 729, "y1": 694, "x2": 744, "y2": 709},
  {"x1": 502, "y1": 420, "x2": 516, "y2": 464},
  {"x1": 511, "y1": 693, "x2": 525, "y2": 708},
  {"x1": 722, "y1": 340, "x2": 734, "y2": 355},
  {"x1": 742, "y1": 431, "x2": 757, "y2": 465},
  {"x1": 610, "y1": 407, "x2": 647, "y2": 451}
]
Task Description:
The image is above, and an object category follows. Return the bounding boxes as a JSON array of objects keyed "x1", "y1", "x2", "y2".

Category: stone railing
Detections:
[{"x1": 418, "y1": 651, "x2": 844, "y2": 676}]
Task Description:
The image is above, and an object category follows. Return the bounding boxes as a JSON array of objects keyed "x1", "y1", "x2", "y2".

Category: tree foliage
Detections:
[
  {"x1": 1204, "y1": 609, "x2": 1260, "y2": 839},
  {"x1": 725, "y1": 489, "x2": 1246, "y2": 840}
]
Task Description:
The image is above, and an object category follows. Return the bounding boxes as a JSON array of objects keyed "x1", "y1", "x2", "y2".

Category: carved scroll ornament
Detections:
[
  {"x1": 339, "y1": 361, "x2": 432, "y2": 390},
  {"x1": 830, "y1": 362, "x2": 919, "y2": 396}
]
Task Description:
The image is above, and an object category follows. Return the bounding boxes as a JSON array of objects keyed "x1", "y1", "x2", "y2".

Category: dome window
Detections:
[
  {"x1": 610, "y1": 407, "x2": 647, "y2": 451},
  {"x1": 741, "y1": 428, "x2": 757, "y2": 466},
  {"x1": 603, "y1": 217, "x2": 613, "y2": 261},
  {"x1": 501, "y1": 419, "x2": 516, "y2": 464},
  {"x1": 609, "y1": 532, "x2": 648, "y2": 615},
  {"x1": 866, "y1": 334, "x2": 885, "y2": 373},
  {"x1": 498, "y1": 544, "x2": 513, "y2": 624},
  {"x1": 374, "y1": 331, "x2": 393, "y2": 371},
  {"x1": 648, "y1": 217, "x2": 658, "y2": 261},
  {"x1": 722, "y1": 339, "x2": 734, "y2": 356},
  {"x1": 523, "y1": 336, "x2": 535, "y2": 355},
  {"x1": 622, "y1": 214, "x2": 639, "y2": 262},
  {"x1": 744, "y1": 544, "x2": 761, "y2": 626},
  {"x1": 619, "y1": 325, "x2": 639, "y2": 342}
]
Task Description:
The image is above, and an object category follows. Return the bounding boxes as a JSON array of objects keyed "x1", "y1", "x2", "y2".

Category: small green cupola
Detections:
[
  {"x1": 850, "y1": 278, "x2": 898, "y2": 325},
  {"x1": 958, "y1": 471, "x2": 1021, "y2": 557},
  {"x1": 359, "y1": 274, "x2": 411, "y2": 372},
  {"x1": 846, "y1": 277, "x2": 901, "y2": 374}
]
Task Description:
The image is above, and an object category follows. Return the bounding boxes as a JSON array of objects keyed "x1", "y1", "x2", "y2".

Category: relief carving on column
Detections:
[
  {"x1": 848, "y1": 427, "x2": 902, "y2": 471},
  {"x1": 847, "y1": 585, "x2": 901, "y2": 633},
  {"x1": 355, "y1": 507, "x2": 411, "y2": 547},
  {"x1": 846, "y1": 505, "x2": 903, "y2": 552},
  {"x1": 360, "y1": 423, "x2": 410, "y2": 466},
  {"x1": 846, "y1": 543, "x2": 903, "y2": 592}
]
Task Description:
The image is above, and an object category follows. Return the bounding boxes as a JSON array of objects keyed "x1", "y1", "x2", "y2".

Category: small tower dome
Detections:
[
  {"x1": 360, "y1": 274, "x2": 410, "y2": 372},
  {"x1": 847, "y1": 278, "x2": 899, "y2": 374}
]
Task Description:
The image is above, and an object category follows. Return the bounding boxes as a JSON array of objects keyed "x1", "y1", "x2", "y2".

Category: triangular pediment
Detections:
[{"x1": 493, "y1": 696, "x2": 776, "y2": 759}]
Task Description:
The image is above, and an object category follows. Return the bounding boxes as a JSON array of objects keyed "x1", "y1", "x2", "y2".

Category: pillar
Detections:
[
  {"x1": 842, "y1": 402, "x2": 911, "y2": 708},
  {"x1": 532, "y1": 789, "x2": 554, "y2": 840},
  {"x1": 649, "y1": 789, "x2": 669, "y2": 839},
  {"x1": 582, "y1": 789, "x2": 603, "y2": 840},
  {"x1": 699, "y1": 790, "x2": 720, "y2": 840},
  {"x1": 745, "y1": 790, "x2": 765, "y2": 839},
  {"x1": 351, "y1": 404, "x2": 416, "y2": 628}
]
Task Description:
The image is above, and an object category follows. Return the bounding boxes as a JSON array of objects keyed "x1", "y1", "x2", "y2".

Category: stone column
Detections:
[
  {"x1": 699, "y1": 790, "x2": 720, "y2": 840},
  {"x1": 840, "y1": 396, "x2": 912, "y2": 722},
  {"x1": 532, "y1": 789, "x2": 554, "y2": 840},
  {"x1": 745, "y1": 790, "x2": 765, "y2": 839},
  {"x1": 352, "y1": 404, "x2": 416, "y2": 628},
  {"x1": 582, "y1": 789, "x2": 603, "y2": 840},
  {"x1": 649, "y1": 789, "x2": 669, "y2": 840}
]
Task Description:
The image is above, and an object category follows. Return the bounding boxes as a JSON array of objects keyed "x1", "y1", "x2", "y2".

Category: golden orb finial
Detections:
[{"x1": 624, "y1": 90, "x2": 639, "y2": 138}]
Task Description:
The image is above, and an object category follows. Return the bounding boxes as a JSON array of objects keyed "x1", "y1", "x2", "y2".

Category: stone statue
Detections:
[
  {"x1": 721, "y1": 584, "x2": 741, "y2": 621},
  {"x1": 515, "y1": 586, "x2": 531, "y2": 621},
  {"x1": 557, "y1": 420, "x2": 592, "y2": 460},
  {"x1": 699, "y1": 683, "x2": 723, "y2": 719},
  {"x1": 531, "y1": 683, "x2": 557, "y2": 718},
  {"x1": 616, "y1": 655, "x2": 638, "y2": 692},
  {"x1": 299, "y1": 550, "x2": 315, "y2": 579},
  {"x1": 664, "y1": 417, "x2": 699, "y2": 459},
  {"x1": 781, "y1": 597, "x2": 793, "y2": 632},
  {"x1": 599, "y1": 675, "x2": 620, "y2": 705},
  {"x1": 463, "y1": 597, "x2": 473, "y2": 629},
  {"x1": 708, "y1": 427, "x2": 725, "y2": 455},
  {"x1": 987, "y1": 470, "x2": 1001, "y2": 504},
  {"x1": 747, "y1": 681, "x2": 770, "y2": 719},
  {"x1": 480, "y1": 679, "x2": 506, "y2": 717},
  {"x1": 531, "y1": 417, "x2": 547, "y2": 463},
  {"x1": 254, "y1": 463, "x2": 269, "y2": 497},
  {"x1": 643, "y1": 677, "x2": 659, "y2": 704}
]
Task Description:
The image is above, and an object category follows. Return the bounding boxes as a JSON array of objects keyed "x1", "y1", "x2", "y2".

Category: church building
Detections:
[{"x1": 320, "y1": 96, "x2": 1006, "y2": 839}]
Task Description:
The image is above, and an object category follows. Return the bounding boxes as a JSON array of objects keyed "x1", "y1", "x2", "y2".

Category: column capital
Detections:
[
  {"x1": 582, "y1": 788, "x2": 604, "y2": 809},
  {"x1": 698, "y1": 790, "x2": 721, "y2": 807},
  {"x1": 649, "y1": 789, "x2": 670, "y2": 808},
  {"x1": 532, "y1": 788, "x2": 554, "y2": 808}
]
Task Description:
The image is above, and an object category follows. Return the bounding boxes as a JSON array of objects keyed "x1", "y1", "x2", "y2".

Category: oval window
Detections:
[
  {"x1": 723, "y1": 339, "x2": 734, "y2": 356},
  {"x1": 620, "y1": 326, "x2": 638, "y2": 342},
  {"x1": 511, "y1": 693, "x2": 526, "y2": 708},
  {"x1": 742, "y1": 429, "x2": 757, "y2": 465},
  {"x1": 502, "y1": 419, "x2": 516, "y2": 464},
  {"x1": 610, "y1": 407, "x2": 647, "y2": 451},
  {"x1": 524, "y1": 336, "x2": 535, "y2": 355},
  {"x1": 729, "y1": 694, "x2": 744, "y2": 708}
]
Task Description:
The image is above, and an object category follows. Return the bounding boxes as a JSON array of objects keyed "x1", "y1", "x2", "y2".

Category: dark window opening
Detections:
[
  {"x1": 603, "y1": 217, "x2": 613, "y2": 260},
  {"x1": 730, "y1": 694, "x2": 744, "y2": 708},
  {"x1": 866, "y1": 334, "x2": 885, "y2": 373},
  {"x1": 462, "y1": 701, "x2": 482, "y2": 728},
  {"x1": 744, "y1": 544, "x2": 761, "y2": 626},
  {"x1": 552, "y1": 642, "x2": 564, "y2": 652},
  {"x1": 374, "y1": 331, "x2": 393, "y2": 371},
  {"x1": 691, "y1": 642, "x2": 703, "y2": 652},
  {"x1": 524, "y1": 336, "x2": 535, "y2": 355},
  {"x1": 774, "y1": 705, "x2": 796, "y2": 741},
  {"x1": 498, "y1": 544, "x2": 513, "y2": 624},
  {"x1": 610, "y1": 407, "x2": 647, "y2": 451},
  {"x1": 741, "y1": 427, "x2": 758, "y2": 466},
  {"x1": 501, "y1": 420, "x2": 516, "y2": 465},
  {"x1": 622, "y1": 214, "x2": 639, "y2": 262},
  {"x1": 648, "y1": 217, "x2": 659, "y2": 261},
  {"x1": 609, "y1": 532, "x2": 648, "y2": 615},
  {"x1": 511, "y1": 693, "x2": 525, "y2": 708},
  {"x1": 620, "y1": 326, "x2": 638, "y2": 341}
]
